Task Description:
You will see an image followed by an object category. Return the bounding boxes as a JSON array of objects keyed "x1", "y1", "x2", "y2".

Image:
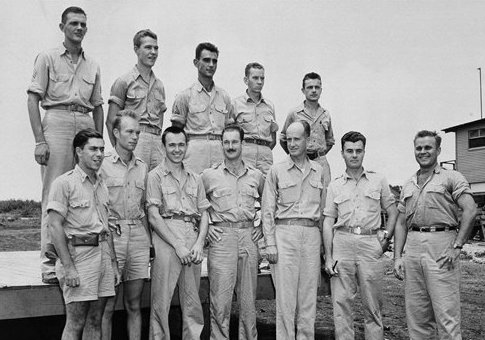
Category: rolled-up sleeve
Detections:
[
  {"x1": 323, "y1": 182, "x2": 338, "y2": 218},
  {"x1": 450, "y1": 171, "x2": 473, "y2": 201},
  {"x1": 171, "y1": 92, "x2": 189, "y2": 126},
  {"x1": 196, "y1": 177, "x2": 211, "y2": 212},
  {"x1": 46, "y1": 178, "x2": 69, "y2": 218},
  {"x1": 279, "y1": 112, "x2": 294, "y2": 142},
  {"x1": 325, "y1": 115, "x2": 335, "y2": 147},
  {"x1": 108, "y1": 77, "x2": 128, "y2": 109},
  {"x1": 379, "y1": 176, "x2": 395, "y2": 210},
  {"x1": 27, "y1": 52, "x2": 49, "y2": 98},
  {"x1": 262, "y1": 167, "x2": 278, "y2": 246},
  {"x1": 146, "y1": 171, "x2": 162, "y2": 208}
]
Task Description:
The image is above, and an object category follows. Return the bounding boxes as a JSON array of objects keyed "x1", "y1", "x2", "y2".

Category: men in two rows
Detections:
[
  {"x1": 106, "y1": 29, "x2": 167, "y2": 171},
  {"x1": 28, "y1": 6, "x2": 104, "y2": 283}
]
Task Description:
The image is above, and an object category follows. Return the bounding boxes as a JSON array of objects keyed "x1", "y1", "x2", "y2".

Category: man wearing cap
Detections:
[
  {"x1": 280, "y1": 72, "x2": 335, "y2": 198},
  {"x1": 106, "y1": 29, "x2": 167, "y2": 171},
  {"x1": 101, "y1": 110, "x2": 150, "y2": 340},
  {"x1": 262, "y1": 120, "x2": 325, "y2": 339},
  {"x1": 171, "y1": 42, "x2": 234, "y2": 174},
  {"x1": 393, "y1": 130, "x2": 476, "y2": 340},
  {"x1": 47, "y1": 129, "x2": 119, "y2": 340},
  {"x1": 146, "y1": 126, "x2": 210, "y2": 339},
  {"x1": 27, "y1": 6, "x2": 104, "y2": 283},
  {"x1": 202, "y1": 124, "x2": 265, "y2": 339},
  {"x1": 232, "y1": 62, "x2": 278, "y2": 176},
  {"x1": 323, "y1": 131, "x2": 398, "y2": 340}
]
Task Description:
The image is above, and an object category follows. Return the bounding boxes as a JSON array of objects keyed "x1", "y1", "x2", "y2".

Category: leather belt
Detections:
[
  {"x1": 140, "y1": 124, "x2": 161, "y2": 136},
  {"x1": 213, "y1": 221, "x2": 254, "y2": 228},
  {"x1": 275, "y1": 218, "x2": 319, "y2": 227},
  {"x1": 244, "y1": 138, "x2": 271, "y2": 147},
  {"x1": 187, "y1": 133, "x2": 222, "y2": 141},
  {"x1": 114, "y1": 219, "x2": 141, "y2": 227},
  {"x1": 48, "y1": 104, "x2": 91, "y2": 113},
  {"x1": 307, "y1": 150, "x2": 326, "y2": 160},
  {"x1": 410, "y1": 225, "x2": 457, "y2": 232},
  {"x1": 164, "y1": 214, "x2": 195, "y2": 223},
  {"x1": 339, "y1": 226, "x2": 379, "y2": 235},
  {"x1": 69, "y1": 232, "x2": 109, "y2": 246}
]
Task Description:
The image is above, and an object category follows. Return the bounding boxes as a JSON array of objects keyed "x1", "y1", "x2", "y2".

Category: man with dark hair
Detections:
[
  {"x1": 262, "y1": 120, "x2": 325, "y2": 339},
  {"x1": 171, "y1": 42, "x2": 234, "y2": 173},
  {"x1": 147, "y1": 126, "x2": 210, "y2": 339},
  {"x1": 323, "y1": 131, "x2": 398, "y2": 339},
  {"x1": 232, "y1": 62, "x2": 278, "y2": 176},
  {"x1": 393, "y1": 130, "x2": 476, "y2": 339},
  {"x1": 201, "y1": 124, "x2": 265, "y2": 339},
  {"x1": 106, "y1": 29, "x2": 167, "y2": 171},
  {"x1": 28, "y1": 6, "x2": 104, "y2": 283},
  {"x1": 280, "y1": 72, "x2": 335, "y2": 202},
  {"x1": 47, "y1": 128, "x2": 120, "y2": 340},
  {"x1": 100, "y1": 110, "x2": 150, "y2": 340}
]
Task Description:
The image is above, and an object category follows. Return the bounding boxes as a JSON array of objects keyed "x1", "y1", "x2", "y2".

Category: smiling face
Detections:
[
  {"x1": 194, "y1": 49, "x2": 218, "y2": 79},
  {"x1": 114, "y1": 116, "x2": 140, "y2": 153},
  {"x1": 414, "y1": 136, "x2": 440, "y2": 170},
  {"x1": 165, "y1": 132, "x2": 187, "y2": 164},
  {"x1": 76, "y1": 138, "x2": 105, "y2": 173},
  {"x1": 60, "y1": 12, "x2": 87, "y2": 46},
  {"x1": 135, "y1": 36, "x2": 158, "y2": 68},
  {"x1": 342, "y1": 141, "x2": 365, "y2": 170},
  {"x1": 222, "y1": 129, "x2": 243, "y2": 161}
]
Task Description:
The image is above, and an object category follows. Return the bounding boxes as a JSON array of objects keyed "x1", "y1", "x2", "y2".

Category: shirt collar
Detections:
[
  {"x1": 74, "y1": 164, "x2": 101, "y2": 184},
  {"x1": 194, "y1": 80, "x2": 218, "y2": 94},
  {"x1": 243, "y1": 91, "x2": 266, "y2": 104},
  {"x1": 342, "y1": 168, "x2": 370, "y2": 182},
  {"x1": 161, "y1": 157, "x2": 187, "y2": 176},
  {"x1": 296, "y1": 101, "x2": 324, "y2": 114},
  {"x1": 107, "y1": 150, "x2": 141, "y2": 167},
  {"x1": 131, "y1": 65, "x2": 154, "y2": 84},
  {"x1": 58, "y1": 44, "x2": 86, "y2": 60},
  {"x1": 413, "y1": 164, "x2": 442, "y2": 180},
  {"x1": 221, "y1": 160, "x2": 250, "y2": 176},
  {"x1": 285, "y1": 155, "x2": 317, "y2": 171}
]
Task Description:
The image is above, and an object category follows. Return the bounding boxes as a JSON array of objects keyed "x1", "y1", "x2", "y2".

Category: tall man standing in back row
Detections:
[
  {"x1": 106, "y1": 29, "x2": 167, "y2": 171},
  {"x1": 394, "y1": 130, "x2": 476, "y2": 340},
  {"x1": 262, "y1": 121, "x2": 325, "y2": 339},
  {"x1": 280, "y1": 72, "x2": 335, "y2": 198},
  {"x1": 171, "y1": 42, "x2": 234, "y2": 173},
  {"x1": 27, "y1": 6, "x2": 104, "y2": 283},
  {"x1": 232, "y1": 62, "x2": 278, "y2": 176}
]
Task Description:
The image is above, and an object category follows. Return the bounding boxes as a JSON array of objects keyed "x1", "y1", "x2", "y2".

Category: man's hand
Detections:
[
  {"x1": 393, "y1": 258, "x2": 405, "y2": 280},
  {"x1": 252, "y1": 226, "x2": 263, "y2": 242},
  {"x1": 377, "y1": 230, "x2": 391, "y2": 253},
  {"x1": 175, "y1": 245, "x2": 192, "y2": 265},
  {"x1": 34, "y1": 143, "x2": 50, "y2": 165},
  {"x1": 64, "y1": 263, "x2": 80, "y2": 287},
  {"x1": 112, "y1": 261, "x2": 122, "y2": 286},
  {"x1": 436, "y1": 244, "x2": 461, "y2": 271},
  {"x1": 206, "y1": 225, "x2": 223, "y2": 244},
  {"x1": 324, "y1": 257, "x2": 338, "y2": 277},
  {"x1": 265, "y1": 245, "x2": 278, "y2": 264},
  {"x1": 190, "y1": 242, "x2": 204, "y2": 264}
]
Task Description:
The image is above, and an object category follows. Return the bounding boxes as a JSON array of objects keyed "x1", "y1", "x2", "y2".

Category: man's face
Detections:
[
  {"x1": 286, "y1": 123, "x2": 308, "y2": 158},
  {"x1": 114, "y1": 117, "x2": 140, "y2": 153},
  {"x1": 414, "y1": 136, "x2": 440, "y2": 169},
  {"x1": 222, "y1": 130, "x2": 243, "y2": 161},
  {"x1": 301, "y1": 79, "x2": 322, "y2": 103},
  {"x1": 194, "y1": 49, "x2": 218, "y2": 78},
  {"x1": 342, "y1": 141, "x2": 365, "y2": 170},
  {"x1": 77, "y1": 138, "x2": 104, "y2": 172},
  {"x1": 135, "y1": 36, "x2": 158, "y2": 68},
  {"x1": 244, "y1": 68, "x2": 265, "y2": 94},
  {"x1": 60, "y1": 12, "x2": 87, "y2": 45},
  {"x1": 165, "y1": 132, "x2": 187, "y2": 164}
]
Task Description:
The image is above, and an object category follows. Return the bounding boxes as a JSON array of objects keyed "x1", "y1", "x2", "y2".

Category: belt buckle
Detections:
[
  {"x1": 354, "y1": 226, "x2": 361, "y2": 235},
  {"x1": 419, "y1": 226, "x2": 426, "y2": 232}
]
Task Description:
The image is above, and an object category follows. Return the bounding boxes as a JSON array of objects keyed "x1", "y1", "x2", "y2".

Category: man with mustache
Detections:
[
  {"x1": 202, "y1": 124, "x2": 265, "y2": 339},
  {"x1": 27, "y1": 6, "x2": 104, "y2": 284},
  {"x1": 47, "y1": 129, "x2": 119, "y2": 340},
  {"x1": 393, "y1": 130, "x2": 477, "y2": 339},
  {"x1": 106, "y1": 29, "x2": 167, "y2": 171},
  {"x1": 171, "y1": 42, "x2": 234, "y2": 174},
  {"x1": 100, "y1": 110, "x2": 150, "y2": 340}
]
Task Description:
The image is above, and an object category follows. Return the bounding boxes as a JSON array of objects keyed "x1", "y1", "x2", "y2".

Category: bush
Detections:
[{"x1": 0, "y1": 200, "x2": 41, "y2": 217}]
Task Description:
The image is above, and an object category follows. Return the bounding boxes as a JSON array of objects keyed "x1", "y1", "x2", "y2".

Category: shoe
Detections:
[{"x1": 42, "y1": 273, "x2": 59, "y2": 285}]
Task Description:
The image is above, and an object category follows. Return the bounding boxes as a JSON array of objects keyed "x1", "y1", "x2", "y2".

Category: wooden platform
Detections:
[{"x1": 0, "y1": 251, "x2": 328, "y2": 320}]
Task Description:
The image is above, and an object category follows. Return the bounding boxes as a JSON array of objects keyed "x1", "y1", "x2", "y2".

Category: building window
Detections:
[{"x1": 469, "y1": 128, "x2": 485, "y2": 148}]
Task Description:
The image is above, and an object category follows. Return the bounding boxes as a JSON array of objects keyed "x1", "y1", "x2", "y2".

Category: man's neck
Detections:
[
  {"x1": 225, "y1": 158, "x2": 244, "y2": 176},
  {"x1": 346, "y1": 167, "x2": 364, "y2": 180},
  {"x1": 304, "y1": 100, "x2": 320, "y2": 111},
  {"x1": 115, "y1": 145, "x2": 133, "y2": 164},
  {"x1": 78, "y1": 163, "x2": 97, "y2": 183},
  {"x1": 136, "y1": 63, "x2": 152, "y2": 82},
  {"x1": 247, "y1": 89, "x2": 261, "y2": 103},
  {"x1": 64, "y1": 40, "x2": 82, "y2": 59},
  {"x1": 291, "y1": 154, "x2": 307, "y2": 169},
  {"x1": 418, "y1": 162, "x2": 437, "y2": 178},
  {"x1": 198, "y1": 75, "x2": 214, "y2": 92}
]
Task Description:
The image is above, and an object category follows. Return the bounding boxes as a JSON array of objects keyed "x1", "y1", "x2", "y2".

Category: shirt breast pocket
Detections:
[
  {"x1": 278, "y1": 182, "x2": 298, "y2": 204},
  {"x1": 106, "y1": 177, "x2": 124, "y2": 207},
  {"x1": 241, "y1": 185, "x2": 259, "y2": 209},
  {"x1": 213, "y1": 103, "x2": 228, "y2": 128},
  {"x1": 80, "y1": 73, "x2": 96, "y2": 101},
  {"x1": 134, "y1": 180, "x2": 145, "y2": 204},
  {"x1": 335, "y1": 194, "x2": 352, "y2": 218},
  {"x1": 364, "y1": 189, "x2": 381, "y2": 212},
  {"x1": 162, "y1": 186, "x2": 179, "y2": 212},
  {"x1": 188, "y1": 103, "x2": 209, "y2": 127},
  {"x1": 212, "y1": 187, "x2": 233, "y2": 212},
  {"x1": 69, "y1": 199, "x2": 91, "y2": 226},
  {"x1": 48, "y1": 73, "x2": 70, "y2": 100},
  {"x1": 426, "y1": 184, "x2": 446, "y2": 209}
]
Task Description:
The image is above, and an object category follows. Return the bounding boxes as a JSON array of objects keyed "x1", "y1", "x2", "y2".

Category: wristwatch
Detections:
[
  {"x1": 453, "y1": 242, "x2": 463, "y2": 250},
  {"x1": 383, "y1": 230, "x2": 391, "y2": 242}
]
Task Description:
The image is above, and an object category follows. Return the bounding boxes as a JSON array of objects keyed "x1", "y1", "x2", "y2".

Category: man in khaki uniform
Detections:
[
  {"x1": 171, "y1": 42, "x2": 234, "y2": 174},
  {"x1": 202, "y1": 124, "x2": 265, "y2": 339},
  {"x1": 232, "y1": 62, "x2": 278, "y2": 176},
  {"x1": 27, "y1": 6, "x2": 104, "y2": 283},
  {"x1": 262, "y1": 120, "x2": 325, "y2": 339},
  {"x1": 106, "y1": 29, "x2": 167, "y2": 171},
  {"x1": 146, "y1": 126, "x2": 210, "y2": 339}
]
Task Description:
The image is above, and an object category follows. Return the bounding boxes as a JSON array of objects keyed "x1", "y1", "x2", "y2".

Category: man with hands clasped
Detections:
[
  {"x1": 146, "y1": 126, "x2": 210, "y2": 339},
  {"x1": 393, "y1": 130, "x2": 476, "y2": 340}
]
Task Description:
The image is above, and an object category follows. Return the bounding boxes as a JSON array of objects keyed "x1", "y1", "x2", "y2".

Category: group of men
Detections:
[{"x1": 27, "y1": 6, "x2": 479, "y2": 340}]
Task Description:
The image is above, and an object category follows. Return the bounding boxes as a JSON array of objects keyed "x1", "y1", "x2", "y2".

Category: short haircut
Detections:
[
  {"x1": 112, "y1": 110, "x2": 140, "y2": 133},
  {"x1": 222, "y1": 124, "x2": 244, "y2": 142},
  {"x1": 195, "y1": 42, "x2": 219, "y2": 60},
  {"x1": 341, "y1": 131, "x2": 367, "y2": 149},
  {"x1": 414, "y1": 130, "x2": 442, "y2": 148},
  {"x1": 61, "y1": 7, "x2": 86, "y2": 24},
  {"x1": 245, "y1": 62, "x2": 264, "y2": 77},
  {"x1": 73, "y1": 128, "x2": 103, "y2": 163},
  {"x1": 302, "y1": 72, "x2": 321, "y2": 89},
  {"x1": 133, "y1": 29, "x2": 157, "y2": 48},
  {"x1": 288, "y1": 121, "x2": 311, "y2": 138},
  {"x1": 162, "y1": 126, "x2": 187, "y2": 146}
]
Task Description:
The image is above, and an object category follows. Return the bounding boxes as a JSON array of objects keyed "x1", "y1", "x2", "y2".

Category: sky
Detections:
[{"x1": 1, "y1": 0, "x2": 485, "y2": 200}]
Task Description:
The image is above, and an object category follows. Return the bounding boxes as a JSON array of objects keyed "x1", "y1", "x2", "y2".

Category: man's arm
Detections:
[
  {"x1": 270, "y1": 131, "x2": 277, "y2": 150},
  {"x1": 262, "y1": 168, "x2": 278, "y2": 263},
  {"x1": 190, "y1": 210, "x2": 209, "y2": 264},
  {"x1": 393, "y1": 213, "x2": 408, "y2": 280},
  {"x1": 106, "y1": 229, "x2": 121, "y2": 286},
  {"x1": 322, "y1": 216, "x2": 337, "y2": 275},
  {"x1": 106, "y1": 102, "x2": 121, "y2": 147},
  {"x1": 92, "y1": 105, "x2": 104, "y2": 136},
  {"x1": 28, "y1": 92, "x2": 49, "y2": 165}
]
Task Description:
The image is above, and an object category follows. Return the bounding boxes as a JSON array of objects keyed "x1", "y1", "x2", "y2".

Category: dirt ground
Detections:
[{"x1": 1, "y1": 216, "x2": 484, "y2": 339}]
